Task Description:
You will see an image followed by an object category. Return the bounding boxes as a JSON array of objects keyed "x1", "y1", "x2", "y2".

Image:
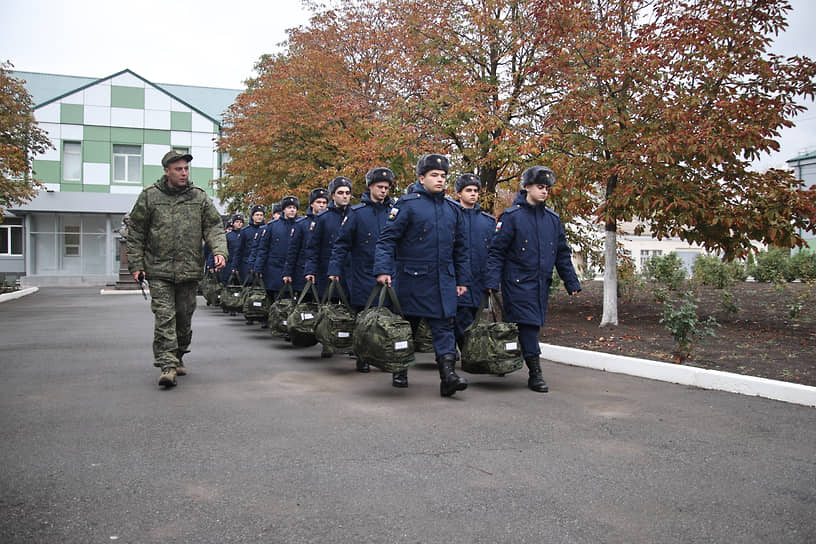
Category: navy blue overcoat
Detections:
[
  {"x1": 373, "y1": 184, "x2": 471, "y2": 319},
  {"x1": 486, "y1": 192, "x2": 581, "y2": 326}
]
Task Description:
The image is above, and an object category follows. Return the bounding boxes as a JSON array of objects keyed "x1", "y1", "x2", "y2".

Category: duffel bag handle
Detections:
[
  {"x1": 297, "y1": 279, "x2": 320, "y2": 305},
  {"x1": 473, "y1": 291, "x2": 506, "y2": 327},
  {"x1": 228, "y1": 271, "x2": 241, "y2": 286},
  {"x1": 362, "y1": 283, "x2": 404, "y2": 317},
  {"x1": 322, "y1": 278, "x2": 352, "y2": 309},
  {"x1": 276, "y1": 282, "x2": 295, "y2": 302}
]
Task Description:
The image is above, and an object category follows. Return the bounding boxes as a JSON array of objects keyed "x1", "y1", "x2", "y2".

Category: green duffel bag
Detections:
[
  {"x1": 352, "y1": 284, "x2": 415, "y2": 372},
  {"x1": 220, "y1": 272, "x2": 244, "y2": 313},
  {"x1": 314, "y1": 279, "x2": 356, "y2": 351},
  {"x1": 414, "y1": 318, "x2": 435, "y2": 352},
  {"x1": 242, "y1": 274, "x2": 269, "y2": 321},
  {"x1": 268, "y1": 283, "x2": 296, "y2": 337},
  {"x1": 287, "y1": 281, "x2": 320, "y2": 347},
  {"x1": 201, "y1": 270, "x2": 221, "y2": 306},
  {"x1": 461, "y1": 292, "x2": 524, "y2": 375}
]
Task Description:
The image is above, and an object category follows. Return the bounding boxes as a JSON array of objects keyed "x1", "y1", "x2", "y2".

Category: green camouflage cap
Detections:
[{"x1": 162, "y1": 150, "x2": 193, "y2": 167}]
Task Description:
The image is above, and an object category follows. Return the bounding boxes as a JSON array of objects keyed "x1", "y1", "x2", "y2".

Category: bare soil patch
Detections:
[{"x1": 542, "y1": 280, "x2": 816, "y2": 387}]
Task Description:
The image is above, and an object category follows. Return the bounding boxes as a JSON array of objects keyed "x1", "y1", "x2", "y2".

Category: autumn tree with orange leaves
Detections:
[
  {"x1": 218, "y1": 0, "x2": 568, "y2": 214},
  {"x1": 1, "y1": 62, "x2": 53, "y2": 221},
  {"x1": 530, "y1": 0, "x2": 816, "y2": 325}
]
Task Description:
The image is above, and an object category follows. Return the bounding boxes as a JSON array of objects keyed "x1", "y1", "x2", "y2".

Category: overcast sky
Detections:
[{"x1": 2, "y1": 0, "x2": 814, "y2": 171}]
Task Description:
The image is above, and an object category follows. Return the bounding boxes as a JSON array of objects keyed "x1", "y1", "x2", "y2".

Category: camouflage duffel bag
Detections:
[
  {"x1": 268, "y1": 283, "x2": 296, "y2": 337},
  {"x1": 352, "y1": 284, "x2": 415, "y2": 372},
  {"x1": 414, "y1": 318, "x2": 435, "y2": 352},
  {"x1": 242, "y1": 274, "x2": 269, "y2": 321},
  {"x1": 314, "y1": 279, "x2": 356, "y2": 351},
  {"x1": 220, "y1": 272, "x2": 244, "y2": 313},
  {"x1": 287, "y1": 281, "x2": 320, "y2": 347},
  {"x1": 201, "y1": 270, "x2": 221, "y2": 306},
  {"x1": 461, "y1": 293, "x2": 524, "y2": 375}
]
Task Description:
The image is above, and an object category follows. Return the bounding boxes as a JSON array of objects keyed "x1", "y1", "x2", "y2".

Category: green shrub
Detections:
[
  {"x1": 643, "y1": 252, "x2": 687, "y2": 291},
  {"x1": 789, "y1": 250, "x2": 816, "y2": 282},
  {"x1": 692, "y1": 254, "x2": 746, "y2": 289},
  {"x1": 659, "y1": 291, "x2": 720, "y2": 362},
  {"x1": 617, "y1": 254, "x2": 643, "y2": 303},
  {"x1": 751, "y1": 248, "x2": 791, "y2": 283}
]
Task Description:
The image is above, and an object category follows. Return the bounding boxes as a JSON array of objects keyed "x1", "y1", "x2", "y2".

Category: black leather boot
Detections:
[
  {"x1": 355, "y1": 358, "x2": 370, "y2": 373},
  {"x1": 438, "y1": 354, "x2": 468, "y2": 397},
  {"x1": 392, "y1": 369, "x2": 408, "y2": 388},
  {"x1": 525, "y1": 356, "x2": 549, "y2": 393}
]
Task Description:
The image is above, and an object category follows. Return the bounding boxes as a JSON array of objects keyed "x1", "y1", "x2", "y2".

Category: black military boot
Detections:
[
  {"x1": 525, "y1": 356, "x2": 549, "y2": 393},
  {"x1": 392, "y1": 369, "x2": 408, "y2": 388},
  {"x1": 438, "y1": 354, "x2": 468, "y2": 397},
  {"x1": 355, "y1": 358, "x2": 370, "y2": 373}
]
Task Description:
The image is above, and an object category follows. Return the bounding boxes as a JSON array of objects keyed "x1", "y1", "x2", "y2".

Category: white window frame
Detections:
[
  {"x1": 62, "y1": 141, "x2": 82, "y2": 181},
  {"x1": 113, "y1": 145, "x2": 142, "y2": 183}
]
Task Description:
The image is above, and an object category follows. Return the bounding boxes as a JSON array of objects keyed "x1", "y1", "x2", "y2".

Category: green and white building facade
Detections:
[{"x1": 2, "y1": 69, "x2": 240, "y2": 286}]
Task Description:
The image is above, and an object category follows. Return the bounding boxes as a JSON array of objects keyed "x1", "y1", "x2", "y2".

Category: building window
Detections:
[
  {"x1": 64, "y1": 225, "x2": 80, "y2": 256},
  {"x1": 113, "y1": 145, "x2": 142, "y2": 183},
  {"x1": 640, "y1": 249, "x2": 663, "y2": 269},
  {"x1": 0, "y1": 218, "x2": 23, "y2": 256},
  {"x1": 63, "y1": 141, "x2": 82, "y2": 181}
]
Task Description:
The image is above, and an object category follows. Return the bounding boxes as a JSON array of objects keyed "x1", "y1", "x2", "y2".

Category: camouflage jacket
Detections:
[{"x1": 126, "y1": 176, "x2": 227, "y2": 282}]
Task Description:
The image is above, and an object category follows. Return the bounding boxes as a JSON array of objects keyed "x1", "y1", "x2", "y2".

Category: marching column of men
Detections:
[{"x1": 208, "y1": 157, "x2": 581, "y2": 397}]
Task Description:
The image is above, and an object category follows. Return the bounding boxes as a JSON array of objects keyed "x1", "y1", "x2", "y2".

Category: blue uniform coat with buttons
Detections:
[
  {"x1": 222, "y1": 229, "x2": 242, "y2": 283},
  {"x1": 486, "y1": 192, "x2": 581, "y2": 326},
  {"x1": 457, "y1": 203, "x2": 496, "y2": 309},
  {"x1": 233, "y1": 222, "x2": 262, "y2": 282},
  {"x1": 254, "y1": 216, "x2": 300, "y2": 291},
  {"x1": 282, "y1": 209, "x2": 315, "y2": 293},
  {"x1": 304, "y1": 202, "x2": 351, "y2": 298},
  {"x1": 373, "y1": 184, "x2": 471, "y2": 319},
  {"x1": 328, "y1": 191, "x2": 395, "y2": 308}
]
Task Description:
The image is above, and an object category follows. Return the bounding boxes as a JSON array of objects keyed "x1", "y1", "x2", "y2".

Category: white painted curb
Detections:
[
  {"x1": 0, "y1": 287, "x2": 38, "y2": 303},
  {"x1": 540, "y1": 343, "x2": 816, "y2": 408}
]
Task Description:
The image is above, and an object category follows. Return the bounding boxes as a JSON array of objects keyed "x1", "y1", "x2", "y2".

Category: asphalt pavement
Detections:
[{"x1": 1, "y1": 288, "x2": 814, "y2": 543}]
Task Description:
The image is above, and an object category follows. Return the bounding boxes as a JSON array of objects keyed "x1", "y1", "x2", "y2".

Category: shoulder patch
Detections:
[
  {"x1": 495, "y1": 221, "x2": 503, "y2": 232},
  {"x1": 309, "y1": 221, "x2": 316, "y2": 231},
  {"x1": 387, "y1": 207, "x2": 400, "y2": 221},
  {"x1": 398, "y1": 193, "x2": 421, "y2": 203},
  {"x1": 341, "y1": 215, "x2": 349, "y2": 226}
]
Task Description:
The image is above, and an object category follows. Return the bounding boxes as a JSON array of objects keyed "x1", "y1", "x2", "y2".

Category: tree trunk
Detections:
[{"x1": 601, "y1": 225, "x2": 618, "y2": 327}]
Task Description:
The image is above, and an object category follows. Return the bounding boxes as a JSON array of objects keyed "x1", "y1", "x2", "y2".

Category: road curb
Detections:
[
  {"x1": 0, "y1": 287, "x2": 39, "y2": 304},
  {"x1": 540, "y1": 343, "x2": 816, "y2": 408}
]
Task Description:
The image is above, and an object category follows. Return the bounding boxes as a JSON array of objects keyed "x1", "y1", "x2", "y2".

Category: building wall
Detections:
[
  {"x1": 30, "y1": 71, "x2": 220, "y2": 196},
  {"x1": 3, "y1": 70, "x2": 225, "y2": 286}
]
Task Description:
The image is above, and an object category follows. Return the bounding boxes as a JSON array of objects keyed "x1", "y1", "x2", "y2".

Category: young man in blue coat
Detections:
[
  {"x1": 328, "y1": 167, "x2": 397, "y2": 376},
  {"x1": 304, "y1": 176, "x2": 353, "y2": 299},
  {"x1": 374, "y1": 154, "x2": 472, "y2": 397},
  {"x1": 283, "y1": 187, "x2": 328, "y2": 293},
  {"x1": 233, "y1": 204, "x2": 266, "y2": 282},
  {"x1": 305, "y1": 177, "x2": 353, "y2": 357},
  {"x1": 452, "y1": 174, "x2": 496, "y2": 353},
  {"x1": 222, "y1": 214, "x2": 243, "y2": 284},
  {"x1": 486, "y1": 166, "x2": 581, "y2": 393},
  {"x1": 255, "y1": 196, "x2": 301, "y2": 307}
]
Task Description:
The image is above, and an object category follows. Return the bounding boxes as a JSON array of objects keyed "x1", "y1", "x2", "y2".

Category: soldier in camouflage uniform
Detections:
[{"x1": 127, "y1": 150, "x2": 228, "y2": 388}]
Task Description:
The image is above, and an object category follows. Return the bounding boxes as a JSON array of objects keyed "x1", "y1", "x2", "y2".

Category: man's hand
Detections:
[
  {"x1": 328, "y1": 275, "x2": 340, "y2": 282},
  {"x1": 569, "y1": 290, "x2": 580, "y2": 295},
  {"x1": 456, "y1": 285, "x2": 468, "y2": 297},
  {"x1": 214, "y1": 254, "x2": 226, "y2": 270},
  {"x1": 305, "y1": 274, "x2": 315, "y2": 283},
  {"x1": 282, "y1": 276, "x2": 291, "y2": 284},
  {"x1": 377, "y1": 274, "x2": 391, "y2": 286},
  {"x1": 132, "y1": 270, "x2": 145, "y2": 283}
]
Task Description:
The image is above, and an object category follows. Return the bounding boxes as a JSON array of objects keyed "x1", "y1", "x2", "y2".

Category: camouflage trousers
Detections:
[{"x1": 149, "y1": 279, "x2": 198, "y2": 368}]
